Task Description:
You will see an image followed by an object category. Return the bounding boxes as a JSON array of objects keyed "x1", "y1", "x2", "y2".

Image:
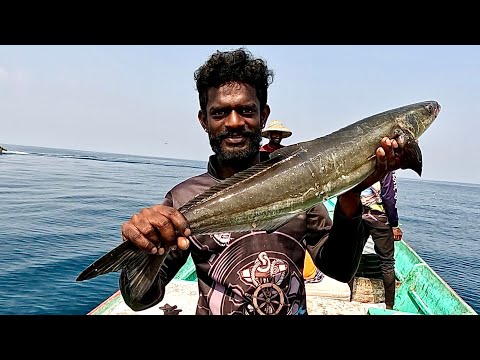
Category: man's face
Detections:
[
  {"x1": 268, "y1": 131, "x2": 284, "y2": 145},
  {"x1": 200, "y1": 82, "x2": 266, "y2": 163}
]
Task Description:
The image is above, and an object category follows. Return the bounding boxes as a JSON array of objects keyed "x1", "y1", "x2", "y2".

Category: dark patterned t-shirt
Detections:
[{"x1": 120, "y1": 155, "x2": 365, "y2": 315}]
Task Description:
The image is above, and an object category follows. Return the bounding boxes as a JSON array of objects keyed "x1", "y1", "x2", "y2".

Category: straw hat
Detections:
[{"x1": 261, "y1": 120, "x2": 292, "y2": 138}]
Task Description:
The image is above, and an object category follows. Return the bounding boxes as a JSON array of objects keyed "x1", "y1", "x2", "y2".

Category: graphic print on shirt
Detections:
[
  {"x1": 206, "y1": 232, "x2": 307, "y2": 315},
  {"x1": 211, "y1": 233, "x2": 233, "y2": 246},
  {"x1": 239, "y1": 251, "x2": 288, "y2": 314}
]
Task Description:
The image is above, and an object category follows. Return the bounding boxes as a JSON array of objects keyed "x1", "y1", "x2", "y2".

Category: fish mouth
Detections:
[
  {"x1": 434, "y1": 102, "x2": 441, "y2": 117},
  {"x1": 429, "y1": 101, "x2": 441, "y2": 119}
]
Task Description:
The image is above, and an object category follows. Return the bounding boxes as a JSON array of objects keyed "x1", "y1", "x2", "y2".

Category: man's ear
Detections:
[
  {"x1": 198, "y1": 110, "x2": 208, "y2": 132},
  {"x1": 261, "y1": 105, "x2": 271, "y2": 128}
]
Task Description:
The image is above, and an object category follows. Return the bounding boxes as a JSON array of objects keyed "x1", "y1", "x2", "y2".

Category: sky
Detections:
[{"x1": 0, "y1": 45, "x2": 479, "y2": 184}]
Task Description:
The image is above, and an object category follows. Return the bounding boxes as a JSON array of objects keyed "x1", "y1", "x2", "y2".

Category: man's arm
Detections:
[
  {"x1": 313, "y1": 202, "x2": 366, "y2": 283},
  {"x1": 304, "y1": 201, "x2": 365, "y2": 283}
]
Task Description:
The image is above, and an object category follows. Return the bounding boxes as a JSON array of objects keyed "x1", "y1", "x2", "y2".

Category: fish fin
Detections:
[
  {"x1": 268, "y1": 143, "x2": 303, "y2": 159},
  {"x1": 77, "y1": 241, "x2": 169, "y2": 300},
  {"x1": 125, "y1": 251, "x2": 170, "y2": 300},
  {"x1": 76, "y1": 241, "x2": 141, "y2": 281},
  {"x1": 178, "y1": 146, "x2": 305, "y2": 214},
  {"x1": 399, "y1": 137, "x2": 423, "y2": 176}
]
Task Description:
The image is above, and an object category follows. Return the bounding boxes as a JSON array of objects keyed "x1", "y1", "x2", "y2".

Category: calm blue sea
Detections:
[{"x1": 1, "y1": 144, "x2": 479, "y2": 315}]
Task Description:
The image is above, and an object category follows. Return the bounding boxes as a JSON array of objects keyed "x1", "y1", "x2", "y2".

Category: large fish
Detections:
[{"x1": 77, "y1": 100, "x2": 441, "y2": 299}]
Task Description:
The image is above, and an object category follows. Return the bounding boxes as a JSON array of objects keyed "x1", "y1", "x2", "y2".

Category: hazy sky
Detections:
[{"x1": 1, "y1": 45, "x2": 479, "y2": 184}]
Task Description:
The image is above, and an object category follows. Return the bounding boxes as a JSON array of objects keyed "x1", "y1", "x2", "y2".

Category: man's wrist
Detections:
[{"x1": 337, "y1": 191, "x2": 362, "y2": 218}]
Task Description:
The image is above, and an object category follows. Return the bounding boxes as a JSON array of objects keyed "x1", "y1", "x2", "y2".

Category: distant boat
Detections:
[
  {"x1": 0, "y1": 148, "x2": 29, "y2": 155},
  {"x1": 86, "y1": 197, "x2": 477, "y2": 315}
]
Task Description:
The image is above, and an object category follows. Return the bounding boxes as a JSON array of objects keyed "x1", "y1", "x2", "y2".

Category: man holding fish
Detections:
[{"x1": 77, "y1": 47, "x2": 440, "y2": 315}]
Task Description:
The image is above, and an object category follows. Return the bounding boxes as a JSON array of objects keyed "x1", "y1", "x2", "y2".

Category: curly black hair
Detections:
[{"x1": 194, "y1": 47, "x2": 274, "y2": 114}]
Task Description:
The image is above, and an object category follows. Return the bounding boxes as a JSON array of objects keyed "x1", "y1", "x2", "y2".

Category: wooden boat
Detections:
[{"x1": 87, "y1": 198, "x2": 477, "y2": 315}]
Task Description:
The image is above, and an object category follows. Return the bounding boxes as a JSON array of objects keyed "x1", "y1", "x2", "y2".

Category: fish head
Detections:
[
  {"x1": 400, "y1": 100, "x2": 441, "y2": 139},
  {"x1": 394, "y1": 101, "x2": 441, "y2": 177}
]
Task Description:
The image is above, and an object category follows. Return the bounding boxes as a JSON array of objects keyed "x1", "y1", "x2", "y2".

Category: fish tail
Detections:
[
  {"x1": 125, "y1": 250, "x2": 170, "y2": 300},
  {"x1": 76, "y1": 241, "x2": 168, "y2": 299}
]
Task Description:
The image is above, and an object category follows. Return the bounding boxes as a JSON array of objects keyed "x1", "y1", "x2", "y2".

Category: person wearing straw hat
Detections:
[{"x1": 260, "y1": 120, "x2": 292, "y2": 153}]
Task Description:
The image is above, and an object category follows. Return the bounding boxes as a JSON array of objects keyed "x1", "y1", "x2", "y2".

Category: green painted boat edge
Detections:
[
  {"x1": 88, "y1": 290, "x2": 123, "y2": 315},
  {"x1": 393, "y1": 240, "x2": 476, "y2": 315},
  {"x1": 368, "y1": 307, "x2": 417, "y2": 315}
]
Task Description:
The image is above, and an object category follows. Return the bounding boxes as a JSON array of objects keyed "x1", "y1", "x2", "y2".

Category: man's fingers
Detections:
[
  {"x1": 151, "y1": 205, "x2": 191, "y2": 237},
  {"x1": 377, "y1": 146, "x2": 386, "y2": 157},
  {"x1": 177, "y1": 237, "x2": 190, "y2": 250},
  {"x1": 148, "y1": 207, "x2": 191, "y2": 250},
  {"x1": 133, "y1": 213, "x2": 162, "y2": 244},
  {"x1": 379, "y1": 137, "x2": 401, "y2": 171},
  {"x1": 121, "y1": 205, "x2": 191, "y2": 255},
  {"x1": 122, "y1": 222, "x2": 158, "y2": 254},
  {"x1": 376, "y1": 146, "x2": 387, "y2": 171}
]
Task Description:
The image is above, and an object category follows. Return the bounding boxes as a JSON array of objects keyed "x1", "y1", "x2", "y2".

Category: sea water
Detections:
[{"x1": 0, "y1": 144, "x2": 478, "y2": 315}]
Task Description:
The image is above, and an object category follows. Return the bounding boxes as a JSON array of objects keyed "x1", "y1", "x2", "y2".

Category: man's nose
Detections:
[{"x1": 225, "y1": 111, "x2": 245, "y2": 128}]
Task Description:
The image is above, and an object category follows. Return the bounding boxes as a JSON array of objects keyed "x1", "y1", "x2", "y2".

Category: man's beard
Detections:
[{"x1": 209, "y1": 129, "x2": 262, "y2": 163}]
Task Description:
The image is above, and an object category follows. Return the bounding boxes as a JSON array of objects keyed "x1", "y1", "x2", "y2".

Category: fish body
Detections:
[{"x1": 77, "y1": 101, "x2": 441, "y2": 300}]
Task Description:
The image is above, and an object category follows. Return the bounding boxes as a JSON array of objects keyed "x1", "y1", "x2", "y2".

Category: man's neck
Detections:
[
  {"x1": 269, "y1": 141, "x2": 283, "y2": 149},
  {"x1": 208, "y1": 152, "x2": 261, "y2": 180}
]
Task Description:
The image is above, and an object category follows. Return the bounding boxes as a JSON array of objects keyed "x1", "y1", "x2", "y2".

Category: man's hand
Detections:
[
  {"x1": 121, "y1": 204, "x2": 191, "y2": 255},
  {"x1": 392, "y1": 226, "x2": 403, "y2": 241},
  {"x1": 366, "y1": 136, "x2": 402, "y2": 186}
]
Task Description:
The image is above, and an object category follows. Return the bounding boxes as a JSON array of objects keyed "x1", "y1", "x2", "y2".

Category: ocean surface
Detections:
[{"x1": 1, "y1": 144, "x2": 479, "y2": 315}]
